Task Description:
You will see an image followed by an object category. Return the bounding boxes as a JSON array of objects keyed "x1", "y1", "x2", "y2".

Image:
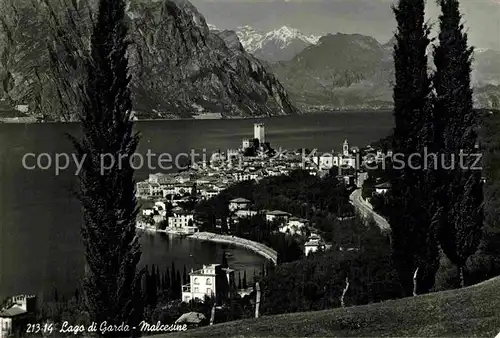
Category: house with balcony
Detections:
[
  {"x1": 149, "y1": 183, "x2": 162, "y2": 197},
  {"x1": 136, "y1": 181, "x2": 151, "y2": 197},
  {"x1": 265, "y1": 210, "x2": 291, "y2": 224},
  {"x1": 280, "y1": 217, "x2": 310, "y2": 236},
  {"x1": 168, "y1": 211, "x2": 195, "y2": 232},
  {"x1": 234, "y1": 210, "x2": 258, "y2": 219},
  {"x1": 304, "y1": 234, "x2": 326, "y2": 256},
  {"x1": 229, "y1": 198, "x2": 251, "y2": 212},
  {"x1": 181, "y1": 264, "x2": 235, "y2": 303},
  {"x1": 0, "y1": 295, "x2": 36, "y2": 338}
]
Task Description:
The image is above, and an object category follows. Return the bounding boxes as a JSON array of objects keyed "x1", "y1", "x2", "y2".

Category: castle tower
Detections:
[
  {"x1": 254, "y1": 123, "x2": 265, "y2": 144},
  {"x1": 343, "y1": 139, "x2": 349, "y2": 156}
]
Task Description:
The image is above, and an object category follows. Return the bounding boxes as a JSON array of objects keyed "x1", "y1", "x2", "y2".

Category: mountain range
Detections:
[
  {"x1": 209, "y1": 24, "x2": 500, "y2": 110},
  {"x1": 208, "y1": 24, "x2": 321, "y2": 63}
]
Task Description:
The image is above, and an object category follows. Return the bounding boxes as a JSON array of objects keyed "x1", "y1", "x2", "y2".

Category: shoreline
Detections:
[
  {"x1": 188, "y1": 232, "x2": 278, "y2": 264},
  {"x1": 0, "y1": 109, "x2": 392, "y2": 124}
]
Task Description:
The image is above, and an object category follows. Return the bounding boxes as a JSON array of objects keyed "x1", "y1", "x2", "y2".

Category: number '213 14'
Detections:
[{"x1": 26, "y1": 323, "x2": 54, "y2": 334}]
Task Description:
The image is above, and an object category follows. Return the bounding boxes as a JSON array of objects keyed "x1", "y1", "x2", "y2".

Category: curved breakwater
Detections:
[{"x1": 189, "y1": 232, "x2": 278, "y2": 264}]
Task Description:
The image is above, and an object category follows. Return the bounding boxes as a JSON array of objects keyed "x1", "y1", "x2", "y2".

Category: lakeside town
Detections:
[{"x1": 133, "y1": 123, "x2": 394, "y2": 296}]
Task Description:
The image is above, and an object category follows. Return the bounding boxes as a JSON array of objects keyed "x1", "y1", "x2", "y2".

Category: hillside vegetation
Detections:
[{"x1": 160, "y1": 277, "x2": 500, "y2": 337}]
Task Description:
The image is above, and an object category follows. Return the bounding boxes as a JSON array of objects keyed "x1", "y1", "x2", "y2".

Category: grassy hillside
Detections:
[{"x1": 158, "y1": 277, "x2": 500, "y2": 337}]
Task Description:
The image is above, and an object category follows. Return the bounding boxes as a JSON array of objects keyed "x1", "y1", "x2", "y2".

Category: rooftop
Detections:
[
  {"x1": 266, "y1": 210, "x2": 292, "y2": 216},
  {"x1": 289, "y1": 217, "x2": 309, "y2": 223},
  {"x1": 0, "y1": 305, "x2": 27, "y2": 318},
  {"x1": 175, "y1": 312, "x2": 206, "y2": 325},
  {"x1": 305, "y1": 239, "x2": 324, "y2": 247},
  {"x1": 230, "y1": 198, "x2": 251, "y2": 203},
  {"x1": 189, "y1": 264, "x2": 220, "y2": 276}
]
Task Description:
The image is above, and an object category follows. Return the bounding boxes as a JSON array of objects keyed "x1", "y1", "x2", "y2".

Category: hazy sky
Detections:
[{"x1": 191, "y1": 0, "x2": 500, "y2": 49}]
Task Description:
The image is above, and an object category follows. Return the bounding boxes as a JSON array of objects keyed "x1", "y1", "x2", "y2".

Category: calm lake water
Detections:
[{"x1": 0, "y1": 111, "x2": 393, "y2": 301}]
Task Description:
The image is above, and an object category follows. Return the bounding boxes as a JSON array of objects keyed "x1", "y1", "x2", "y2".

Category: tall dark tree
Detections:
[
  {"x1": 183, "y1": 265, "x2": 188, "y2": 285},
  {"x1": 147, "y1": 266, "x2": 158, "y2": 307},
  {"x1": 155, "y1": 265, "x2": 161, "y2": 291},
  {"x1": 389, "y1": 0, "x2": 439, "y2": 295},
  {"x1": 433, "y1": 0, "x2": 484, "y2": 287},
  {"x1": 176, "y1": 270, "x2": 182, "y2": 299},
  {"x1": 70, "y1": 0, "x2": 143, "y2": 332},
  {"x1": 221, "y1": 251, "x2": 229, "y2": 268},
  {"x1": 170, "y1": 262, "x2": 176, "y2": 291},
  {"x1": 165, "y1": 268, "x2": 171, "y2": 290},
  {"x1": 243, "y1": 271, "x2": 247, "y2": 289}
]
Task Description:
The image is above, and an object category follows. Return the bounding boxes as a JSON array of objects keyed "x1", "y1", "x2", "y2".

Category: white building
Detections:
[
  {"x1": 242, "y1": 139, "x2": 251, "y2": 149},
  {"x1": 233, "y1": 172, "x2": 258, "y2": 182},
  {"x1": 234, "y1": 210, "x2": 258, "y2": 219},
  {"x1": 280, "y1": 217, "x2": 309, "y2": 236},
  {"x1": 174, "y1": 185, "x2": 193, "y2": 195},
  {"x1": 343, "y1": 139, "x2": 349, "y2": 156},
  {"x1": 304, "y1": 234, "x2": 326, "y2": 256},
  {"x1": 181, "y1": 264, "x2": 235, "y2": 303},
  {"x1": 266, "y1": 210, "x2": 291, "y2": 223},
  {"x1": 168, "y1": 211, "x2": 195, "y2": 229},
  {"x1": 136, "y1": 181, "x2": 151, "y2": 197},
  {"x1": 333, "y1": 155, "x2": 356, "y2": 169},
  {"x1": 150, "y1": 183, "x2": 162, "y2": 197},
  {"x1": 202, "y1": 189, "x2": 219, "y2": 199},
  {"x1": 254, "y1": 123, "x2": 265, "y2": 144},
  {"x1": 313, "y1": 153, "x2": 335, "y2": 170},
  {"x1": 149, "y1": 173, "x2": 172, "y2": 185},
  {"x1": 229, "y1": 198, "x2": 251, "y2": 212},
  {"x1": 0, "y1": 295, "x2": 36, "y2": 338},
  {"x1": 226, "y1": 149, "x2": 240, "y2": 161},
  {"x1": 375, "y1": 182, "x2": 391, "y2": 195}
]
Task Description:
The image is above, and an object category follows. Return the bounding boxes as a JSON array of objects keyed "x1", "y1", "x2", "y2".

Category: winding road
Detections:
[{"x1": 349, "y1": 189, "x2": 391, "y2": 232}]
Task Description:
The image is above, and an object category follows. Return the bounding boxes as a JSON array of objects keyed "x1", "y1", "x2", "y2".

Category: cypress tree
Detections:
[
  {"x1": 165, "y1": 268, "x2": 171, "y2": 290},
  {"x1": 183, "y1": 265, "x2": 187, "y2": 285},
  {"x1": 70, "y1": 0, "x2": 144, "y2": 329},
  {"x1": 170, "y1": 262, "x2": 176, "y2": 292},
  {"x1": 176, "y1": 270, "x2": 182, "y2": 299},
  {"x1": 389, "y1": 0, "x2": 439, "y2": 295},
  {"x1": 221, "y1": 251, "x2": 229, "y2": 268},
  {"x1": 142, "y1": 266, "x2": 150, "y2": 302},
  {"x1": 155, "y1": 265, "x2": 161, "y2": 291},
  {"x1": 149, "y1": 265, "x2": 157, "y2": 307},
  {"x1": 433, "y1": 0, "x2": 484, "y2": 287}
]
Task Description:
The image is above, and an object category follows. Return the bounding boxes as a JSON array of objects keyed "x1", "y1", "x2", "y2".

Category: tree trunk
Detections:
[
  {"x1": 255, "y1": 282, "x2": 261, "y2": 318},
  {"x1": 210, "y1": 303, "x2": 216, "y2": 326},
  {"x1": 340, "y1": 277, "x2": 349, "y2": 308},
  {"x1": 413, "y1": 267, "x2": 419, "y2": 297},
  {"x1": 458, "y1": 264, "x2": 465, "y2": 288}
]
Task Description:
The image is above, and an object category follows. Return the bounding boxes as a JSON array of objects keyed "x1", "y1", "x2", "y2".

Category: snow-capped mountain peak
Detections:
[
  {"x1": 207, "y1": 23, "x2": 219, "y2": 32},
  {"x1": 235, "y1": 26, "x2": 265, "y2": 53},
  {"x1": 265, "y1": 26, "x2": 321, "y2": 46},
  {"x1": 235, "y1": 25, "x2": 321, "y2": 61}
]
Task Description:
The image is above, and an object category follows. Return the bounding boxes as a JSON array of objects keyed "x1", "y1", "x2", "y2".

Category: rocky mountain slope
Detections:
[
  {"x1": 234, "y1": 25, "x2": 320, "y2": 62},
  {"x1": 271, "y1": 33, "x2": 393, "y2": 109},
  {"x1": 0, "y1": 0, "x2": 298, "y2": 120}
]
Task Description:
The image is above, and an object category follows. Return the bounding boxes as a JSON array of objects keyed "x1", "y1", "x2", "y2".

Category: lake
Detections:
[{"x1": 0, "y1": 111, "x2": 393, "y2": 301}]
